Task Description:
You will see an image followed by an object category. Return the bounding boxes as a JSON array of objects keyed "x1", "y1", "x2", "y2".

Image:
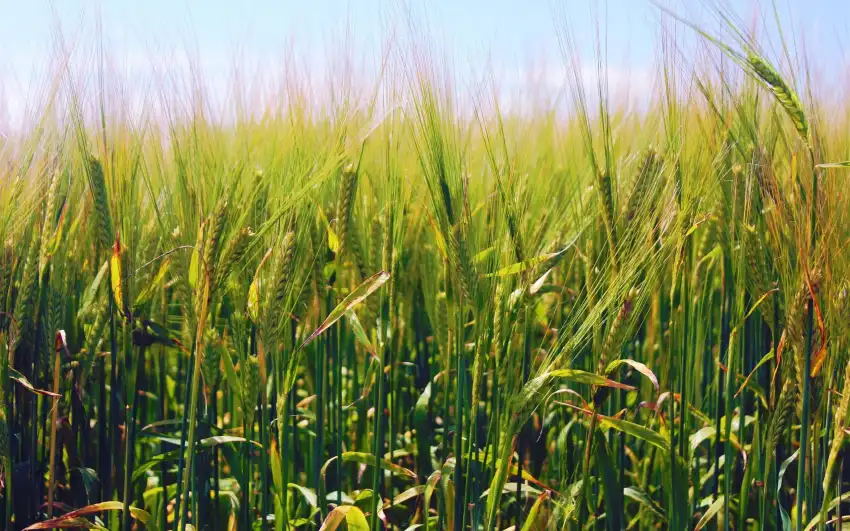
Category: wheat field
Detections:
[{"x1": 0, "y1": 3, "x2": 849, "y2": 531}]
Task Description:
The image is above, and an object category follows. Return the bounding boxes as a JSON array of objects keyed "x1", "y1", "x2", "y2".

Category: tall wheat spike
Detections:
[
  {"x1": 83, "y1": 302, "x2": 108, "y2": 383},
  {"x1": 593, "y1": 289, "x2": 636, "y2": 407},
  {"x1": 88, "y1": 156, "x2": 114, "y2": 252},
  {"x1": 39, "y1": 171, "x2": 60, "y2": 277},
  {"x1": 365, "y1": 215, "x2": 385, "y2": 323},
  {"x1": 204, "y1": 198, "x2": 229, "y2": 271},
  {"x1": 744, "y1": 225, "x2": 776, "y2": 325},
  {"x1": 597, "y1": 289, "x2": 636, "y2": 375},
  {"x1": 448, "y1": 221, "x2": 475, "y2": 302},
  {"x1": 12, "y1": 221, "x2": 40, "y2": 353},
  {"x1": 241, "y1": 355, "x2": 261, "y2": 425},
  {"x1": 764, "y1": 373, "x2": 796, "y2": 483},
  {"x1": 214, "y1": 226, "x2": 252, "y2": 291},
  {"x1": 748, "y1": 55, "x2": 809, "y2": 143},
  {"x1": 349, "y1": 227, "x2": 369, "y2": 282},
  {"x1": 596, "y1": 169, "x2": 618, "y2": 270},
  {"x1": 271, "y1": 230, "x2": 296, "y2": 342},
  {"x1": 625, "y1": 148, "x2": 659, "y2": 223},
  {"x1": 336, "y1": 166, "x2": 358, "y2": 260},
  {"x1": 0, "y1": 242, "x2": 12, "y2": 315},
  {"x1": 201, "y1": 329, "x2": 222, "y2": 394},
  {"x1": 492, "y1": 281, "x2": 505, "y2": 372},
  {"x1": 785, "y1": 271, "x2": 821, "y2": 398}
]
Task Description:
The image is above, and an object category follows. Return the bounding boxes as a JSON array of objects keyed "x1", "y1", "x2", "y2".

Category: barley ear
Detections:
[
  {"x1": 204, "y1": 197, "x2": 229, "y2": 272},
  {"x1": 0, "y1": 242, "x2": 12, "y2": 316},
  {"x1": 201, "y1": 328, "x2": 222, "y2": 393},
  {"x1": 241, "y1": 356, "x2": 261, "y2": 425},
  {"x1": 764, "y1": 374, "x2": 796, "y2": 483},
  {"x1": 271, "y1": 230, "x2": 296, "y2": 342},
  {"x1": 785, "y1": 271, "x2": 821, "y2": 399},
  {"x1": 625, "y1": 148, "x2": 659, "y2": 223},
  {"x1": 88, "y1": 156, "x2": 114, "y2": 252},
  {"x1": 593, "y1": 288, "x2": 636, "y2": 407},
  {"x1": 336, "y1": 165, "x2": 358, "y2": 260},
  {"x1": 596, "y1": 168, "x2": 618, "y2": 270},
  {"x1": 39, "y1": 171, "x2": 61, "y2": 277},
  {"x1": 747, "y1": 55, "x2": 809, "y2": 144},
  {"x1": 12, "y1": 221, "x2": 41, "y2": 353},
  {"x1": 448, "y1": 221, "x2": 475, "y2": 302},
  {"x1": 214, "y1": 227, "x2": 253, "y2": 291}
]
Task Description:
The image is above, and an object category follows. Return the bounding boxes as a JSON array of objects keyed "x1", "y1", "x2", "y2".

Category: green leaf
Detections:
[
  {"x1": 320, "y1": 451, "x2": 417, "y2": 481},
  {"x1": 604, "y1": 359, "x2": 659, "y2": 390},
  {"x1": 479, "y1": 482, "x2": 542, "y2": 499},
  {"x1": 300, "y1": 271, "x2": 390, "y2": 350},
  {"x1": 520, "y1": 492, "x2": 549, "y2": 531},
  {"x1": 131, "y1": 436, "x2": 253, "y2": 484},
  {"x1": 598, "y1": 415, "x2": 670, "y2": 452},
  {"x1": 199, "y1": 435, "x2": 260, "y2": 448},
  {"x1": 346, "y1": 310, "x2": 374, "y2": 353},
  {"x1": 694, "y1": 496, "x2": 724, "y2": 530},
  {"x1": 23, "y1": 501, "x2": 157, "y2": 531},
  {"x1": 221, "y1": 349, "x2": 242, "y2": 402},
  {"x1": 816, "y1": 161, "x2": 850, "y2": 168},
  {"x1": 484, "y1": 435, "x2": 516, "y2": 531},
  {"x1": 594, "y1": 432, "x2": 622, "y2": 531},
  {"x1": 803, "y1": 490, "x2": 850, "y2": 530},
  {"x1": 131, "y1": 449, "x2": 181, "y2": 483},
  {"x1": 623, "y1": 487, "x2": 665, "y2": 521},
  {"x1": 289, "y1": 483, "x2": 318, "y2": 508},
  {"x1": 9, "y1": 367, "x2": 60, "y2": 397},
  {"x1": 463, "y1": 450, "x2": 540, "y2": 484},
  {"x1": 386, "y1": 486, "x2": 424, "y2": 508},
  {"x1": 319, "y1": 505, "x2": 369, "y2": 531},
  {"x1": 414, "y1": 383, "x2": 433, "y2": 476},
  {"x1": 472, "y1": 245, "x2": 495, "y2": 264},
  {"x1": 549, "y1": 369, "x2": 635, "y2": 390},
  {"x1": 423, "y1": 470, "x2": 441, "y2": 531},
  {"x1": 133, "y1": 257, "x2": 170, "y2": 314},
  {"x1": 78, "y1": 259, "x2": 109, "y2": 319},
  {"x1": 735, "y1": 349, "x2": 774, "y2": 397},
  {"x1": 484, "y1": 251, "x2": 562, "y2": 278}
]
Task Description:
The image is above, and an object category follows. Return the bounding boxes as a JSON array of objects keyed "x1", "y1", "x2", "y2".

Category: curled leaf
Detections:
[
  {"x1": 300, "y1": 271, "x2": 390, "y2": 350},
  {"x1": 9, "y1": 367, "x2": 60, "y2": 398},
  {"x1": 605, "y1": 359, "x2": 659, "y2": 391}
]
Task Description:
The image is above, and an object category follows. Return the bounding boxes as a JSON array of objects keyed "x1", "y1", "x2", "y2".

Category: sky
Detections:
[{"x1": 0, "y1": 1, "x2": 848, "y2": 127}]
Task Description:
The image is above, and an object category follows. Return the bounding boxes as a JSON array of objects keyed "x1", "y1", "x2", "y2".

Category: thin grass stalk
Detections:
[
  {"x1": 178, "y1": 273, "x2": 211, "y2": 531},
  {"x1": 1, "y1": 330, "x2": 11, "y2": 531},
  {"x1": 46, "y1": 336, "x2": 60, "y2": 518},
  {"x1": 821, "y1": 356, "x2": 850, "y2": 522},
  {"x1": 454, "y1": 297, "x2": 465, "y2": 531},
  {"x1": 370, "y1": 288, "x2": 388, "y2": 531},
  {"x1": 122, "y1": 344, "x2": 146, "y2": 531},
  {"x1": 797, "y1": 143, "x2": 820, "y2": 531}
]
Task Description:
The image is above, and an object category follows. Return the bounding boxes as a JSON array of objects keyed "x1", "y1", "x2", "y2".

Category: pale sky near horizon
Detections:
[{"x1": 0, "y1": 1, "x2": 847, "y2": 126}]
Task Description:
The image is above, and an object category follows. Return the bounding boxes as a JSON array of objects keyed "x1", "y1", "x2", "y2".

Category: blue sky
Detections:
[{"x1": 0, "y1": 1, "x2": 848, "y2": 125}]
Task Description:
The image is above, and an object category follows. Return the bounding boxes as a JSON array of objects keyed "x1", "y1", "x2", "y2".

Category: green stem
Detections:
[
  {"x1": 178, "y1": 275, "x2": 211, "y2": 531},
  {"x1": 122, "y1": 344, "x2": 146, "y2": 531},
  {"x1": 797, "y1": 305, "x2": 813, "y2": 530}
]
